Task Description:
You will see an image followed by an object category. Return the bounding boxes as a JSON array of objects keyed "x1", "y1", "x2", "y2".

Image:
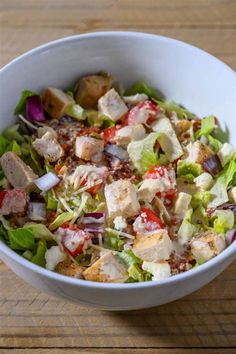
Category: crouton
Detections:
[{"x1": 42, "y1": 87, "x2": 74, "y2": 119}]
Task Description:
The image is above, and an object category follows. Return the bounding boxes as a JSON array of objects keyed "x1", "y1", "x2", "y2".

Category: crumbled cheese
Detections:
[
  {"x1": 45, "y1": 246, "x2": 66, "y2": 271},
  {"x1": 113, "y1": 216, "x2": 127, "y2": 230}
]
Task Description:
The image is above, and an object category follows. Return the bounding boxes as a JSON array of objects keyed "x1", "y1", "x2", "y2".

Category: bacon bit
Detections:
[
  {"x1": 102, "y1": 126, "x2": 117, "y2": 144},
  {"x1": 61, "y1": 222, "x2": 79, "y2": 230},
  {"x1": 46, "y1": 210, "x2": 57, "y2": 224},
  {"x1": 76, "y1": 126, "x2": 100, "y2": 137},
  {"x1": 80, "y1": 178, "x2": 103, "y2": 196},
  {"x1": 168, "y1": 253, "x2": 191, "y2": 275}
]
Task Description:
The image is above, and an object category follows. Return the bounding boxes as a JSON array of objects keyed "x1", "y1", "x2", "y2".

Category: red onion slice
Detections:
[
  {"x1": 83, "y1": 212, "x2": 105, "y2": 224},
  {"x1": 225, "y1": 229, "x2": 236, "y2": 245},
  {"x1": 26, "y1": 95, "x2": 45, "y2": 122},
  {"x1": 202, "y1": 154, "x2": 222, "y2": 176},
  {"x1": 34, "y1": 172, "x2": 60, "y2": 192}
]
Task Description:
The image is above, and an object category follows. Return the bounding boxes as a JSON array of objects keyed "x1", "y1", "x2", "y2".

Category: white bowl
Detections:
[{"x1": 0, "y1": 32, "x2": 235, "y2": 310}]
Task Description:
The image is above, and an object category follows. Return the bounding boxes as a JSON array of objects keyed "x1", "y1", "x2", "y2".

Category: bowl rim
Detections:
[{"x1": 0, "y1": 31, "x2": 235, "y2": 290}]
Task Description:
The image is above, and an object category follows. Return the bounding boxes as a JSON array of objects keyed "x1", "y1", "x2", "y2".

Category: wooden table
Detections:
[{"x1": 0, "y1": 1, "x2": 235, "y2": 353}]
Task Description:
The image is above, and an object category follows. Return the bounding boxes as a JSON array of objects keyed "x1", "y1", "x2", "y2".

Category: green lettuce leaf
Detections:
[
  {"x1": 0, "y1": 135, "x2": 10, "y2": 157},
  {"x1": 153, "y1": 99, "x2": 195, "y2": 119},
  {"x1": 65, "y1": 103, "x2": 85, "y2": 120},
  {"x1": 127, "y1": 132, "x2": 159, "y2": 174},
  {"x1": 22, "y1": 249, "x2": 33, "y2": 261},
  {"x1": 125, "y1": 81, "x2": 155, "y2": 97},
  {"x1": 3, "y1": 124, "x2": 24, "y2": 144},
  {"x1": 195, "y1": 115, "x2": 216, "y2": 138},
  {"x1": 117, "y1": 249, "x2": 141, "y2": 267},
  {"x1": 127, "y1": 264, "x2": 152, "y2": 282},
  {"x1": 177, "y1": 161, "x2": 202, "y2": 183},
  {"x1": 8, "y1": 228, "x2": 36, "y2": 251},
  {"x1": 23, "y1": 223, "x2": 54, "y2": 241},
  {"x1": 104, "y1": 228, "x2": 124, "y2": 251},
  {"x1": 31, "y1": 239, "x2": 47, "y2": 267},
  {"x1": 213, "y1": 210, "x2": 234, "y2": 234},
  {"x1": 207, "y1": 134, "x2": 223, "y2": 153},
  {"x1": 49, "y1": 212, "x2": 75, "y2": 231},
  {"x1": 217, "y1": 156, "x2": 236, "y2": 188},
  {"x1": 86, "y1": 111, "x2": 115, "y2": 128},
  {"x1": 208, "y1": 180, "x2": 229, "y2": 208},
  {"x1": 177, "y1": 209, "x2": 197, "y2": 244},
  {"x1": 191, "y1": 191, "x2": 212, "y2": 208},
  {"x1": 14, "y1": 90, "x2": 37, "y2": 115},
  {"x1": 46, "y1": 191, "x2": 58, "y2": 210}
]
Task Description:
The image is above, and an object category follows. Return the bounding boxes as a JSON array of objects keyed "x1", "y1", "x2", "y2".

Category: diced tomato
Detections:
[
  {"x1": 139, "y1": 207, "x2": 164, "y2": 230},
  {"x1": 127, "y1": 99, "x2": 159, "y2": 126},
  {"x1": 80, "y1": 178, "x2": 102, "y2": 196},
  {"x1": 144, "y1": 165, "x2": 166, "y2": 179},
  {"x1": 102, "y1": 126, "x2": 117, "y2": 144},
  {"x1": 0, "y1": 191, "x2": 7, "y2": 208},
  {"x1": 60, "y1": 228, "x2": 91, "y2": 257}
]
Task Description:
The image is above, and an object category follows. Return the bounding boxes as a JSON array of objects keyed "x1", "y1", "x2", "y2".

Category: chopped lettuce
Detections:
[
  {"x1": 195, "y1": 115, "x2": 216, "y2": 138},
  {"x1": 213, "y1": 210, "x2": 234, "y2": 234},
  {"x1": 191, "y1": 191, "x2": 212, "y2": 209},
  {"x1": 177, "y1": 161, "x2": 202, "y2": 183},
  {"x1": 8, "y1": 228, "x2": 35, "y2": 251},
  {"x1": 207, "y1": 134, "x2": 223, "y2": 153},
  {"x1": 151, "y1": 116, "x2": 183, "y2": 162},
  {"x1": 65, "y1": 103, "x2": 85, "y2": 120},
  {"x1": 127, "y1": 132, "x2": 159, "y2": 174},
  {"x1": 177, "y1": 209, "x2": 196, "y2": 244},
  {"x1": 31, "y1": 239, "x2": 47, "y2": 267},
  {"x1": 3, "y1": 124, "x2": 24, "y2": 144},
  {"x1": 49, "y1": 212, "x2": 75, "y2": 231},
  {"x1": 125, "y1": 81, "x2": 155, "y2": 97},
  {"x1": 117, "y1": 249, "x2": 141, "y2": 267},
  {"x1": 23, "y1": 223, "x2": 54, "y2": 241},
  {"x1": 0, "y1": 135, "x2": 9, "y2": 157},
  {"x1": 192, "y1": 205, "x2": 209, "y2": 227},
  {"x1": 46, "y1": 191, "x2": 58, "y2": 210},
  {"x1": 22, "y1": 249, "x2": 33, "y2": 261},
  {"x1": 208, "y1": 180, "x2": 229, "y2": 208},
  {"x1": 127, "y1": 264, "x2": 152, "y2": 282},
  {"x1": 14, "y1": 90, "x2": 37, "y2": 115},
  {"x1": 86, "y1": 111, "x2": 115, "y2": 128},
  {"x1": 218, "y1": 156, "x2": 236, "y2": 188},
  {"x1": 153, "y1": 99, "x2": 195, "y2": 119},
  {"x1": 104, "y1": 228, "x2": 124, "y2": 251}
]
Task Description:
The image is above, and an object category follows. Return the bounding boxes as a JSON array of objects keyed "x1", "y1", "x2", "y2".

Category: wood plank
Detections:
[
  {"x1": 0, "y1": 28, "x2": 235, "y2": 69},
  {"x1": 1, "y1": 349, "x2": 236, "y2": 354},
  {"x1": 0, "y1": 0, "x2": 235, "y2": 28},
  {"x1": 0, "y1": 262, "x2": 235, "y2": 348}
]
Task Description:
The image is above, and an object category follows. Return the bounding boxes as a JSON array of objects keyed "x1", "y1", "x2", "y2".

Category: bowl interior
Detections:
[{"x1": 0, "y1": 32, "x2": 235, "y2": 141}]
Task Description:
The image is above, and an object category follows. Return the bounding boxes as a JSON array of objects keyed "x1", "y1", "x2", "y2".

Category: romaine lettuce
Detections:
[
  {"x1": 8, "y1": 228, "x2": 35, "y2": 251},
  {"x1": 177, "y1": 161, "x2": 202, "y2": 183},
  {"x1": 125, "y1": 81, "x2": 155, "y2": 97},
  {"x1": 195, "y1": 115, "x2": 216, "y2": 138},
  {"x1": 31, "y1": 239, "x2": 47, "y2": 267},
  {"x1": 127, "y1": 132, "x2": 160, "y2": 174},
  {"x1": 213, "y1": 210, "x2": 234, "y2": 234},
  {"x1": 104, "y1": 228, "x2": 124, "y2": 251},
  {"x1": 49, "y1": 212, "x2": 75, "y2": 231}
]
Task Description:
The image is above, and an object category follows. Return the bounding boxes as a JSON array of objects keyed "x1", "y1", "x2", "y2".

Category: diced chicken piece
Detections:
[
  {"x1": 228, "y1": 186, "x2": 236, "y2": 203},
  {"x1": 194, "y1": 172, "x2": 213, "y2": 190},
  {"x1": 151, "y1": 116, "x2": 183, "y2": 162},
  {"x1": 69, "y1": 165, "x2": 108, "y2": 190},
  {"x1": 190, "y1": 231, "x2": 226, "y2": 264},
  {"x1": 55, "y1": 257, "x2": 83, "y2": 278},
  {"x1": 174, "y1": 192, "x2": 192, "y2": 218},
  {"x1": 37, "y1": 125, "x2": 57, "y2": 139},
  {"x1": 177, "y1": 179, "x2": 199, "y2": 195},
  {"x1": 132, "y1": 229, "x2": 173, "y2": 262},
  {"x1": 32, "y1": 132, "x2": 64, "y2": 162},
  {"x1": 138, "y1": 179, "x2": 160, "y2": 202},
  {"x1": 115, "y1": 124, "x2": 146, "y2": 148},
  {"x1": 0, "y1": 189, "x2": 28, "y2": 215},
  {"x1": 217, "y1": 143, "x2": 236, "y2": 167},
  {"x1": 42, "y1": 87, "x2": 74, "y2": 119},
  {"x1": 185, "y1": 141, "x2": 213, "y2": 165},
  {"x1": 98, "y1": 88, "x2": 128, "y2": 122},
  {"x1": 83, "y1": 252, "x2": 128, "y2": 283},
  {"x1": 75, "y1": 136, "x2": 104, "y2": 162},
  {"x1": 74, "y1": 72, "x2": 112, "y2": 109},
  {"x1": 172, "y1": 119, "x2": 192, "y2": 135},
  {"x1": 113, "y1": 216, "x2": 127, "y2": 231},
  {"x1": 45, "y1": 245, "x2": 66, "y2": 271},
  {"x1": 104, "y1": 179, "x2": 140, "y2": 219},
  {"x1": 142, "y1": 260, "x2": 171, "y2": 280},
  {"x1": 0, "y1": 152, "x2": 38, "y2": 191},
  {"x1": 123, "y1": 93, "x2": 148, "y2": 106}
]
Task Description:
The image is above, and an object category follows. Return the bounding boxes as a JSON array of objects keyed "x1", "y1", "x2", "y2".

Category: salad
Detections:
[{"x1": 0, "y1": 72, "x2": 235, "y2": 283}]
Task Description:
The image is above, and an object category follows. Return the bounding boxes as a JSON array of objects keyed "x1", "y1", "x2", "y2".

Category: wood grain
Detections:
[{"x1": 0, "y1": 0, "x2": 235, "y2": 352}]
